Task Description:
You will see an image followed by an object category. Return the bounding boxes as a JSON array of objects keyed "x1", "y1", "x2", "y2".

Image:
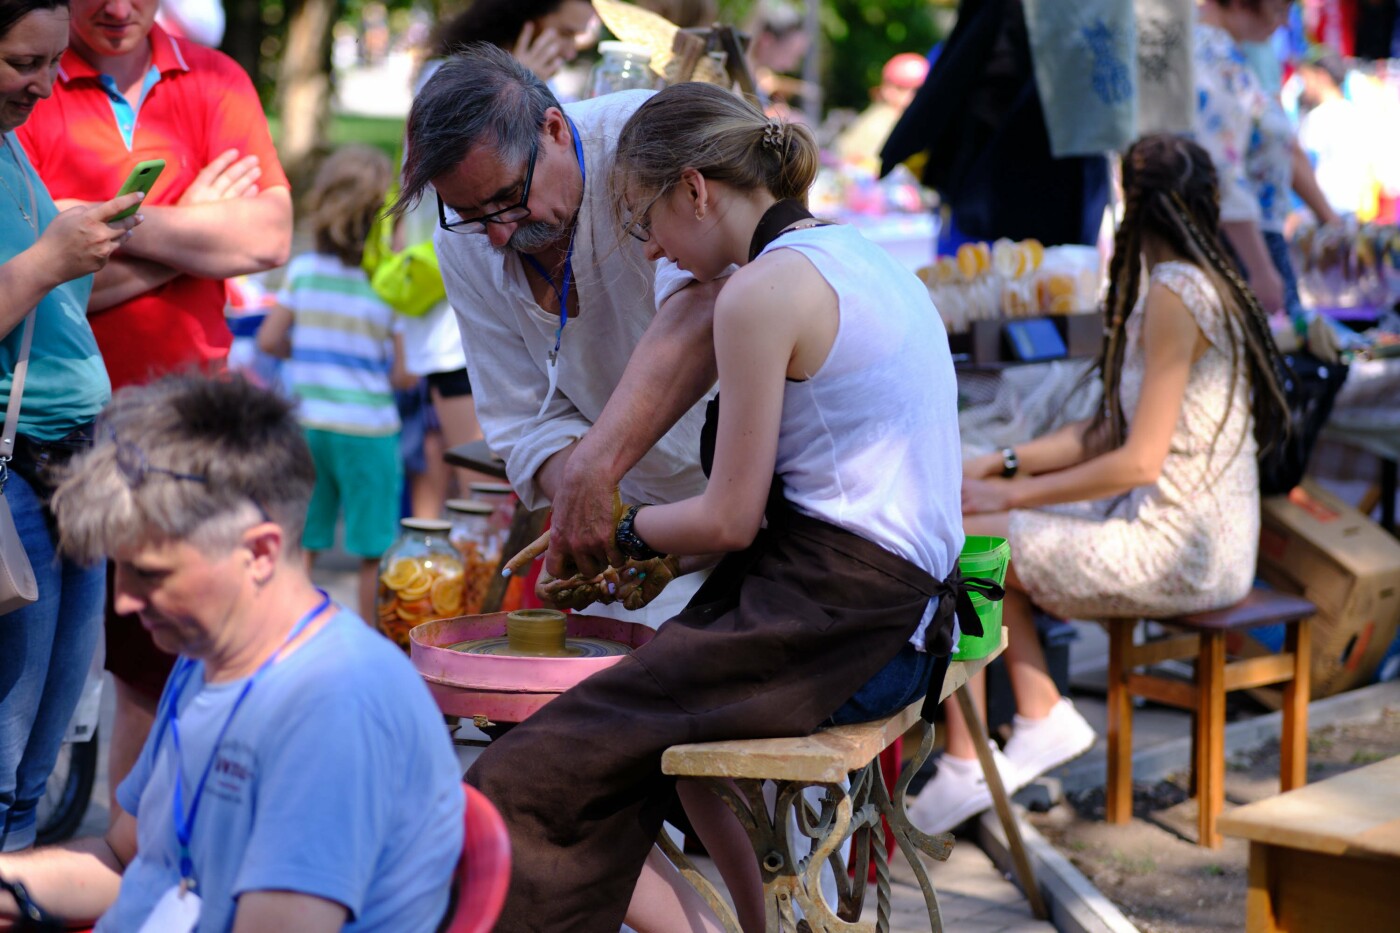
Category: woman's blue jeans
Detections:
[{"x1": 0, "y1": 469, "x2": 103, "y2": 851}]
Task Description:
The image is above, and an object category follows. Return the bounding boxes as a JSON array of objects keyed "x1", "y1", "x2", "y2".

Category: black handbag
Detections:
[{"x1": 1258, "y1": 351, "x2": 1349, "y2": 497}]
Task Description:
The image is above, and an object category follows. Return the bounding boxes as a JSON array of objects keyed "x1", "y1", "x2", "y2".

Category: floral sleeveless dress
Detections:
[{"x1": 1009, "y1": 262, "x2": 1259, "y2": 619}]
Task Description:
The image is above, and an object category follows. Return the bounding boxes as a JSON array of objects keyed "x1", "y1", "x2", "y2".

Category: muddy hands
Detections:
[{"x1": 534, "y1": 555, "x2": 681, "y2": 612}]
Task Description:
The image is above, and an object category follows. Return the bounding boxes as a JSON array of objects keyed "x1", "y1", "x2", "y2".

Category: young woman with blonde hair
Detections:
[{"x1": 466, "y1": 81, "x2": 969, "y2": 932}]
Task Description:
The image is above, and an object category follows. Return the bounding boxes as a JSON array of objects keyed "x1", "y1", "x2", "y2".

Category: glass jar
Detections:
[
  {"x1": 469, "y1": 481, "x2": 516, "y2": 537},
  {"x1": 446, "y1": 499, "x2": 499, "y2": 616},
  {"x1": 376, "y1": 518, "x2": 464, "y2": 651},
  {"x1": 590, "y1": 42, "x2": 657, "y2": 98}
]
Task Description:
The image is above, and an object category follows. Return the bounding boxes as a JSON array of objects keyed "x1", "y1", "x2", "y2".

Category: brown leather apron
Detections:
[{"x1": 467, "y1": 494, "x2": 967, "y2": 932}]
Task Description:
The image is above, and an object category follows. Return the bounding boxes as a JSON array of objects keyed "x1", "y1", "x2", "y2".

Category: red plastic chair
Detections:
[{"x1": 446, "y1": 782, "x2": 512, "y2": 933}]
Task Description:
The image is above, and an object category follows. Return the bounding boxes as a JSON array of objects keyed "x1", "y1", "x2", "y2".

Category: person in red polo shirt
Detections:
[{"x1": 16, "y1": 0, "x2": 291, "y2": 819}]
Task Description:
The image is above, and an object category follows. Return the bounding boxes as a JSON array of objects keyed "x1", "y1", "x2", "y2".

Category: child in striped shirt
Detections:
[{"x1": 258, "y1": 145, "x2": 413, "y2": 623}]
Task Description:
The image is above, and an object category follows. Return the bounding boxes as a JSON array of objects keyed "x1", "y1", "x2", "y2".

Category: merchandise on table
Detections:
[
  {"x1": 468, "y1": 481, "x2": 516, "y2": 536},
  {"x1": 1290, "y1": 221, "x2": 1400, "y2": 311},
  {"x1": 377, "y1": 518, "x2": 464, "y2": 650},
  {"x1": 446, "y1": 499, "x2": 500, "y2": 616},
  {"x1": 917, "y1": 239, "x2": 1103, "y2": 334}
]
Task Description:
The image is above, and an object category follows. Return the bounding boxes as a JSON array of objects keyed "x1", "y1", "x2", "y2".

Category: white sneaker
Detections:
[
  {"x1": 1002, "y1": 697, "x2": 1097, "y2": 784},
  {"x1": 907, "y1": 747, "x2": 1019, "y2": 836}
]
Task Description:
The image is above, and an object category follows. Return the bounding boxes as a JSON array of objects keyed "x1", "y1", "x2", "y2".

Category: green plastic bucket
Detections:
[{"x1": 950, "y1": 535, "x2": 1010, "y2": 661}]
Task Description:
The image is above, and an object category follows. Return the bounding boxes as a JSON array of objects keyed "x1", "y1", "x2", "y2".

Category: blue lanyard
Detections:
[
  {"x1": 164, "y1": 590, "x2": 332, "y2": 887},
  {"x1": 521, "y1": 116, "x2": 586, "y2": 364}
]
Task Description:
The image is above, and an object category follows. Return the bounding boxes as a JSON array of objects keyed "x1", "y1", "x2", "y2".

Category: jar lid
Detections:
[
  {"x1": 400, "y1": 517, "x2": 453, "y2": 532},
  {"x1": 598, "y1": 41, "x2": 653, "y2": 61},
  {"x1": 468, "y1": 482, "x2": 515, "y2": 496},
  {"x1": 445, "y1": 499, "x2": 495, "y2": 515}
]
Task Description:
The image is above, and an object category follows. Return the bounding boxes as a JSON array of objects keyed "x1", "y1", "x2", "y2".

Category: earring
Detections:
[{"x1": 694, "y1": 207, "x2": 705, "y2": 221}]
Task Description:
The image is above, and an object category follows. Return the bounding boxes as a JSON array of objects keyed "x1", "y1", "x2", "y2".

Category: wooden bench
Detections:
[
  {"x1": 1105, "y1": 587, "x2": 1316, "y2": 848},
  {"x1": 661, "y1": 631, "x2": 1046, "y2": 933},
  {"x1": 1219, "y1": 755, "x2": 1400, "y2": 931}
]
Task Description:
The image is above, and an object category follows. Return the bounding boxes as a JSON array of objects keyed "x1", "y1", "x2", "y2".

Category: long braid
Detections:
[
  {"x1": 1167, "y1": 191, "x2": 1292, "y2": 456},
  {"x1": 1087, "y1": 186, "x2": 1144, "y2": 454}
]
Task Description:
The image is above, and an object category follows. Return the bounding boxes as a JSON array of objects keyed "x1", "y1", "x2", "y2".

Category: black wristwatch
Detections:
[
  {"x1": 0, "y1": 874, "x2": 62, "y2": 931},
  {"x1": 1000, "y1": 447, "x2": 1020, "y2": 479},
  {"x1": 615, "y1": 504, "x2": 661, "y2": 561}
]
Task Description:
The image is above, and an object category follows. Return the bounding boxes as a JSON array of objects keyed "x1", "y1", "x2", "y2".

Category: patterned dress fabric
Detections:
[{"x1": 1009, "y1": 262, "x2": 1259, "y2": 619}]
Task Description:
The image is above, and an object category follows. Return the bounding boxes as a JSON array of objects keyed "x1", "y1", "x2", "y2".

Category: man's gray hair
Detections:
[
  {"x1": 393, "y1": 42, "x2": 561, "y2": 217},
  {"x1": 51, "y1": 374, "x2": 316, "y2": 563}
]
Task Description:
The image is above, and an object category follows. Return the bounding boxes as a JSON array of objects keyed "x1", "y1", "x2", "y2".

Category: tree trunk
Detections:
[
  {"x1": 219, "y1": 0, "x2": 263, "y2": 85},
  {"x1": 275, "y1": 0, "x2": 340, "y2": 191}
]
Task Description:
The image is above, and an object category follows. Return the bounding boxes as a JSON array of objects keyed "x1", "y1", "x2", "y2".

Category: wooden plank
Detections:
[
  {"x1": 1105, "y1": 621, "x2": 1134, "y2": 824},
  {"x1": 1197, "y1": 632, "x2": 1227, "y2": 849},
  {"x1": 1279, "y1": 619, "x2": 1309, "y2": 792},
  {"x1": 1244, "y1": 844, "x2": 1281, "y2": 933},
  {"x1": 661, "y1": 632, "x2": 1007, "y2": 782},
  {"x1": 1271, "y1": 845, "x2": 1400, "y2": 930},
  {"x1": 1125, "y1": 672, "x2": 1196, "y2": 709},
  {"x1": 1128, "y1": 633, "x2": 1199, "y2": 668},
  {"x1": 1218, "y1": 756, "x2": 1400, "y2": 858},
  {"x1": 1222, "y1": 653, "x2": 1296, "y2": 691}
]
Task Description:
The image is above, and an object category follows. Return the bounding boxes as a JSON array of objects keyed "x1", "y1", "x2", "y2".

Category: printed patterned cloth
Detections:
[
  {"x1": 1023, "y1": 0, "x2": 1137, "y2": 157},
  {"x1": 1009, "y1": 262, "x2": 1259, "y2": 619},
  {"x1": 1193, "y1": 23, "x2": 1295, "y2": 233}
]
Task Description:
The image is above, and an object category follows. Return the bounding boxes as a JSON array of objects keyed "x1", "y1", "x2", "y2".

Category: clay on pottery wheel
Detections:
[{"x1": 449, "y1": 609, "x2": 631, "y2": 658}]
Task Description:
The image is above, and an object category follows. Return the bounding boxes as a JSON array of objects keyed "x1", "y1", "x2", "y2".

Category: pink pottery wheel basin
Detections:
[{"x1": 410, "y1": 611, "x2": 655, "y2": 723}]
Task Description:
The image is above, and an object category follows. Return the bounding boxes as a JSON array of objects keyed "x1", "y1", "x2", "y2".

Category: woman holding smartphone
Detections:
[{"x1": 0, "y1": 0, "x2": 142, "y2": 852}]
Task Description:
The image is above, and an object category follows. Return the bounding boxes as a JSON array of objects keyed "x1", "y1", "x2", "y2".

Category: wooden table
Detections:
[{"x1": 1218, "y1": 755, "x2": 1400, "y2": 932}]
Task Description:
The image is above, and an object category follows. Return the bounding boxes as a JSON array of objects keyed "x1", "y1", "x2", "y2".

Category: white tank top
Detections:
[{"x1": 759, "y1": 224, "x2": 965, "y2": 648}]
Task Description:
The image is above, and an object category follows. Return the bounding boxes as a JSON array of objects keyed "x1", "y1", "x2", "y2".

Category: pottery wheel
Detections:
[{"x1": 447, "y1": 636, "x2": 631, "y2": 658}]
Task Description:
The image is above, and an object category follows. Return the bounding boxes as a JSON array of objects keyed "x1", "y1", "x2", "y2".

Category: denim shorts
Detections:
[{"x1": 828, "y1": 644, "x2": 936, "y2": 726}]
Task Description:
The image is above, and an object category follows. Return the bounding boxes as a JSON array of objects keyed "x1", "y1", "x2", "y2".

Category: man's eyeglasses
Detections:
[{"x1": 438, "y1": 139, "x2": 539, "y2": 234}]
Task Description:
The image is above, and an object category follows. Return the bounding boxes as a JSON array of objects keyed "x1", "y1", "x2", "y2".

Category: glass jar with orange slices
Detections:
[{"x1": 376, "y1": 518, "x2": 465, "y2": 650}]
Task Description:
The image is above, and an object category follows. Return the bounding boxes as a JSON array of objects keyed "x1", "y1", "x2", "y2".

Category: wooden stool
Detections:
[
  {"x1": 1105, "y1": 587, "x2": 1316, "y2": 848},
  {"x1": 661, "y1": 632, "x2": 1047, "y2": 932}
]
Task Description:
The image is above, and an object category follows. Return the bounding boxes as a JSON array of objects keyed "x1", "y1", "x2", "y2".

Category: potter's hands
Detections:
[
  {"x1": 612, "y1": 556, "x2": 682, "y2": 611},
  {"x1": 544, "y1": 484, "x2": 627, "y2": 580},
  {"x1": 535, "y1": 556, "x2": 680, "y2": 612},
  {"x1": 961, "y1": 476, "x2": 1019, "y2": 515}
]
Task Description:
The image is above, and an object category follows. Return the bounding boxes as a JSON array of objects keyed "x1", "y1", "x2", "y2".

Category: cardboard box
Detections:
[{"x1": 1249, "y1": 480, "x2": 1400, "y2": 698}]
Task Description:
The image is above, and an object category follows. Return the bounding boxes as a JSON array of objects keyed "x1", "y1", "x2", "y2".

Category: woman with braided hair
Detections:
[{"x1": 911, "y1": 133, "x2": 1290, "y2": 836}]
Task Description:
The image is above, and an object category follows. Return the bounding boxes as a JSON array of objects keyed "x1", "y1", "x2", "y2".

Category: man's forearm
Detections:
[
  {"x1": 533, "y1": 441, "x2": 579, "y2": 503},
  {"x1": 121, "y1": 188, "x2": 292, "y2": 279},
  {"x1": 565, "y1": 280, "x2": 721, "y2": 487},
  {"x1": 0, "y1": 835, "x2": 126, "y2": 925},
  {"x1": 88, "y1": 256, "x2": 181, "y2": 312}
]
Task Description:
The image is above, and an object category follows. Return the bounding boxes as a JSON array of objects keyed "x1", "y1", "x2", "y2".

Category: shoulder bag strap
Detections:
[{"x1": 1, "y1": 133, "x2": 40, "y2": 464}]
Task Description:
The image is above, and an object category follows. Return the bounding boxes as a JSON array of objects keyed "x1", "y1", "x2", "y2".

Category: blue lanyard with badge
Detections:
[
  {"x1": 521, "y1": 116, "x2": 585, "y2": 419},
  {"x1": 138, "y1": 590, "x2": 331, "y2": 933}
]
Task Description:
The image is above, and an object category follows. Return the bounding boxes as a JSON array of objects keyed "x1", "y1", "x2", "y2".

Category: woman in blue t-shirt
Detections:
[{"x1": 0, "y1": 0, "x2": 142, "y2": 852}]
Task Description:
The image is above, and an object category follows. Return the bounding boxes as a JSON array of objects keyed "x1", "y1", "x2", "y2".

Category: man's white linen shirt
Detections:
[{"x1": 434, "y1": 90, "x2": 708, "y2": 510}]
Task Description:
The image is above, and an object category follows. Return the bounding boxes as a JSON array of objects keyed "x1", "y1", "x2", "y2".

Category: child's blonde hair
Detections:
[{"x1": 306, "y1": 145, "x2": 393, "y2": 266}]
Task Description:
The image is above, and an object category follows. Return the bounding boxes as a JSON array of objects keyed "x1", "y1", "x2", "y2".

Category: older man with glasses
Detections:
[{"x1": 396, "y1": 42, "x2": 723, "y2": 621}]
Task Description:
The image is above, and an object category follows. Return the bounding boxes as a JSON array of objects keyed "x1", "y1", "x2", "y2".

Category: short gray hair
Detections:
[
  {"x1": 393, "y1": 42, "x2": 560, "y2": 217},
  {"x1": 51, "y1": 375, "x2": 316, "y2": 563}
]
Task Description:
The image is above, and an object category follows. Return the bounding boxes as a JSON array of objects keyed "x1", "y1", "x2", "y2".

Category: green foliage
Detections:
[
  {"x1": 707, "y1": 1, "x2": 946, "y2": 114},
  {"x1": 820, "y1": 0, "x2": 942, "y2": 112}
]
